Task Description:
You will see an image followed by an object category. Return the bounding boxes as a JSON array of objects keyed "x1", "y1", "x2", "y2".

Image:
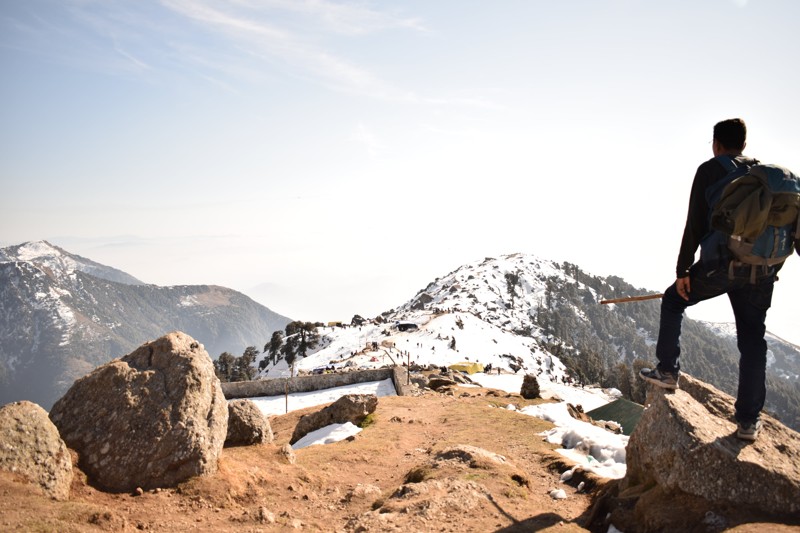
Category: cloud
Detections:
[
  {"x1": 249, "y1": 0, "x2": 427, "y2": 35},
  {"x1": 112, "y1": 42, "x2": 151, "y2": 71},
  {"x1": 3, "y1": 1, "x2": 494, "y2": 108},
  {"x1": 159, "y1": 0, "x2": 416, "y2": 100}
]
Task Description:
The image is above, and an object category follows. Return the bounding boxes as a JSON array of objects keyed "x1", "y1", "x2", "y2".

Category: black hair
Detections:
[{"x1": 713, "y1": 118, "x2": 747, "y2": 151}]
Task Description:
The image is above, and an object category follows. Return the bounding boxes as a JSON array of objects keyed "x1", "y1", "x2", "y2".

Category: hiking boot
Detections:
[
  {"x1": 736, "y1": 420, "x2": 762, "y2": 441},
  {"x1": 638, "y1": 367, "x2": 679, "y2": 390}
]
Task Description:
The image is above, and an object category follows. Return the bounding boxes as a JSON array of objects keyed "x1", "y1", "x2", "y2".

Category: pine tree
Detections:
[
  {"x1": 214, "y1": 352, "x2": 236, "y2": 382},
  {"x1": 282, "y1": 321, "x2": 321, "y2": 369},
  {"x1": 265, "y1": 330, "x2": 284, "y2": 367},
  {"x1": 233, "y1": 346, "x2": 259, "y2": 381},
  {"x1": 505, "y1": 270, "x2": 520, "y2": 308}
]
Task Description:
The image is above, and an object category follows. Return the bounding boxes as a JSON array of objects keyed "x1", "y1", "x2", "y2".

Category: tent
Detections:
[{"x1": 448, "y1": 362, "x2": 484, "y2": 375}]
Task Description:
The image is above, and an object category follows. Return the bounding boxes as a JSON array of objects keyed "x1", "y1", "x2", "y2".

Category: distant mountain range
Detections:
[
  {"x1": 3, "y1": 243, "x2": 798, "y2": 429},
  {"x1": 0, "y1": 241, "x2": 291, "y2": 409}
]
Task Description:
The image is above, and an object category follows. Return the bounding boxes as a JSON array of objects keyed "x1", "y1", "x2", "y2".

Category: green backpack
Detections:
[{"x1": 701, "y1": 156, "x2": 800, "y2": 280}]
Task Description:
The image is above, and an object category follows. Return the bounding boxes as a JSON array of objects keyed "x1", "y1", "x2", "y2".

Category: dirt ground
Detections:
[{"x1": 1, "y1": 385, "x2": 798, "y2": 532}]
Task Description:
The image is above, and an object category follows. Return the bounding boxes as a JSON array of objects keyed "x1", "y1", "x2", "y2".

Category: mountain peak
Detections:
[
  {"x1": 1, "y1": 240, "x2": 63, "y2": 263},
  {"x1": 16, "y1": 240, "x2": 63, "y2": 258},
  {"x1": 1, "y1": 240, "x2": 145, "y2": 286},
  {"x1": 397, "y1": 252, "x2": 573, "y2": 336}
]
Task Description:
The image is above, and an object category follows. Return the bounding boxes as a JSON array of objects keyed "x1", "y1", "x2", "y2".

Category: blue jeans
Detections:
[{"x1": 655, "y1": 261, "x2": 775, "y2": 424}]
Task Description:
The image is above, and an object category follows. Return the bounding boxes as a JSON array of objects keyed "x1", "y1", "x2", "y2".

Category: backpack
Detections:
[{"x1": 700, "y1": 155, "x2": 800, "y2": 281}]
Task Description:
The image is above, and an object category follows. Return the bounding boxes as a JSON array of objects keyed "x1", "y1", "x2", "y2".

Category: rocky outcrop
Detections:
[
  {"x1": 520, "y1": 374, "x2": 540, "y2": 399},
  {"x1": 595, "y1": 373, "x2": 800, "y2": 532},
  {"x1": 290, "y1": 394, "x2": 377, "y2": 445},
  {"x1": 49, "y1": 332, "x2": 228, "y2": 492},
  {"x1": 0, "y1": 401, "x2": 73, "y2": 500},
  {"x1": 225, "y1": 399, "x2": 273, "y2": 446},
  {"x1": 427, "y1": 376, "x2": 458, "y2": 391}
]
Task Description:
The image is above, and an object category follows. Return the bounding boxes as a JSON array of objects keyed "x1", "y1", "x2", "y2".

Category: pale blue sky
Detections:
[{"x1": 2, "y1": 0, "x2": 799, "y2": 344}]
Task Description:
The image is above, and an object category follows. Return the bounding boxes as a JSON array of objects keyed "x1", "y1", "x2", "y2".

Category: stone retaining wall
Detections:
[{"x1": 221, "y1": 365, "x2": 413, "y2": 399}]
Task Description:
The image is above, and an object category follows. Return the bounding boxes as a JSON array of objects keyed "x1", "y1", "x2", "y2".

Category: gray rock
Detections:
[
  {"x1": 618, "y1": 373, "x2": 800, "y2": 526},
  {"x1": 0, "y1": 401, "x2": 73, "y2": 500},
  {"x1": 435, "y1": 445, "x2": 508, "y2": 467},
  {"x1": 279, "y1": 443, "x2": 296, "y2": 464},
  {"x1": 290, "y1": 394, "x2": 377, "y2": 445},
  {"x1": 49, "y1": 331, "x2": 228, "y2": 492},
  {"x1": 450, "y1": 372, "x2": 473, "y2": 385},
  {"x1": 226, "y1": 399, "x2": 273, "y2": 446},
  {"x1": 428, "y1": 377, "x2": 457, "y2": 391},
  {"x1": 345, "y1": 483, "x2": 382, "y2": 502},
  {"x1": 409, "y1": 375, "x2": 429, "y2": 389}
]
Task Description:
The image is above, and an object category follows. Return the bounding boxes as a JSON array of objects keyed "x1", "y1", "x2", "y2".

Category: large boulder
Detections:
[
  {"x1": 225, "y1": 399, "x2": 273, "y2": 446},
  {"x1": 597, "y1": 373, "x2": 800, "y2": 532},
  {"x1": 428, "y1": 377, "x2": 458, "y2": 391},
  {"x1": 520, "y1": 374, "x2": 540, "y2": 399},
  {"x1": 0, "y1": 401, "x2": 73, "y2": 500},
  {"x1": 49, "y1": 332, "x2": 228, "y2": 492},
  {"x1": 290, "y1": 394, "x2": 377, "y2": 445}
]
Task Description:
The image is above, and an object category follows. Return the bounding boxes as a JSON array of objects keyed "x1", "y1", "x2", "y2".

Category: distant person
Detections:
[{"x1": 640, "y1": 118, "x2": 799, "y2": 441}]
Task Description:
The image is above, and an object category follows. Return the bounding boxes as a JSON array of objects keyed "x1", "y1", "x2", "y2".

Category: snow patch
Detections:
[
  {"x1": 179, "y1": 295, "x2": 198, "y2": 307},
  {"x1": 291, "y1": 422, "x2": 362, "y2": 450}
]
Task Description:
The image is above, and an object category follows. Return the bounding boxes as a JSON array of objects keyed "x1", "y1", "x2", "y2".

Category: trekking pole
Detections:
[{"x1": 600, "y1": 293, "x2": 663, "y2": 305}]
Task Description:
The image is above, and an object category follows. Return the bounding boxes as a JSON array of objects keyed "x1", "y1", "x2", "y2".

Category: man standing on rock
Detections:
[{"x1": 639, "y1": 118, "x2": 798, "y2": 442}]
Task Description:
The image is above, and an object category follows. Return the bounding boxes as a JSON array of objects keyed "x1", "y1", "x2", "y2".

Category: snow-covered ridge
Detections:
[
  {"x1": 698, "y1": 321, "x2": 737, "y2": 339},
  {"x1": 260, "y1": 253, "x2": 587, "y2": 388},
  {"x1": 396, "y1": 253, "x2": 601, "y2": 342},
  {"x1": 1, "y1": 241, "x2": 144, "y2": 285},
  {"x1": 7, "y1": 241, "x2": 81, "y2": 280}
]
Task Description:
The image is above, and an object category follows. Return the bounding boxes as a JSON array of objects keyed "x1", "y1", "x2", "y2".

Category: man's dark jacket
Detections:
[{"x1": 675, "y1": 155, "x2": 758, "y2": 277}]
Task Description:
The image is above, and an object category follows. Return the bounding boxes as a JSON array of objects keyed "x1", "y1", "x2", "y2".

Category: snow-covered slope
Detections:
[
  {"x1": 259, "y1": 254, "x2": 590, "y2": 387},
  {"x1": 701, "y1": 321, "x2": 800, "y2": 380},
  {"x1": 263, "y1": 310, "x2": 568, "y2": 384},
  {"x1": 398, "y1": 253, "x2": 573, "y2": 336}
]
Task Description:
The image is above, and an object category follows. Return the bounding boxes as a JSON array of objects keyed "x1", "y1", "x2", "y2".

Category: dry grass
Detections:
[{"x1": 0, "y1": 386, "x2": 612, "y2": 532}]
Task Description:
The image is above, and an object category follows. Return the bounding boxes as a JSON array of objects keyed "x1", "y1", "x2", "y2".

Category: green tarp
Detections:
[{"x1": 586, "y1": 398, "x2": 644, "y2": 436}]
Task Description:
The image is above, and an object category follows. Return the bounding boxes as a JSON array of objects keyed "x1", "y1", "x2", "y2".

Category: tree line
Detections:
[{"x1": 214, "y1": 320, "x2": 321, "y2": 382}]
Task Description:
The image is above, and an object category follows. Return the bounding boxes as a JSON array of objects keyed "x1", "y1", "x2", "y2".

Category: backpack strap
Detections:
[
  {"x1": 796, "y1": 209, "x2": 800, "y2": 240},
  {"x1": 715, "y1": 155, "x2": 759, "y2": 173},
  {"x1": 794, "y1": 209, "x2": 800, "y2": 260},
  {"x1": 715, "y1": 155, "x2": 738, "y2": 173}
]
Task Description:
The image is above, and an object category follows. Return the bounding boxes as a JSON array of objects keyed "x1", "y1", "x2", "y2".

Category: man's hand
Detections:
[{"x1": 676, "y1": 276, "x2": 691, "y2": 301}]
